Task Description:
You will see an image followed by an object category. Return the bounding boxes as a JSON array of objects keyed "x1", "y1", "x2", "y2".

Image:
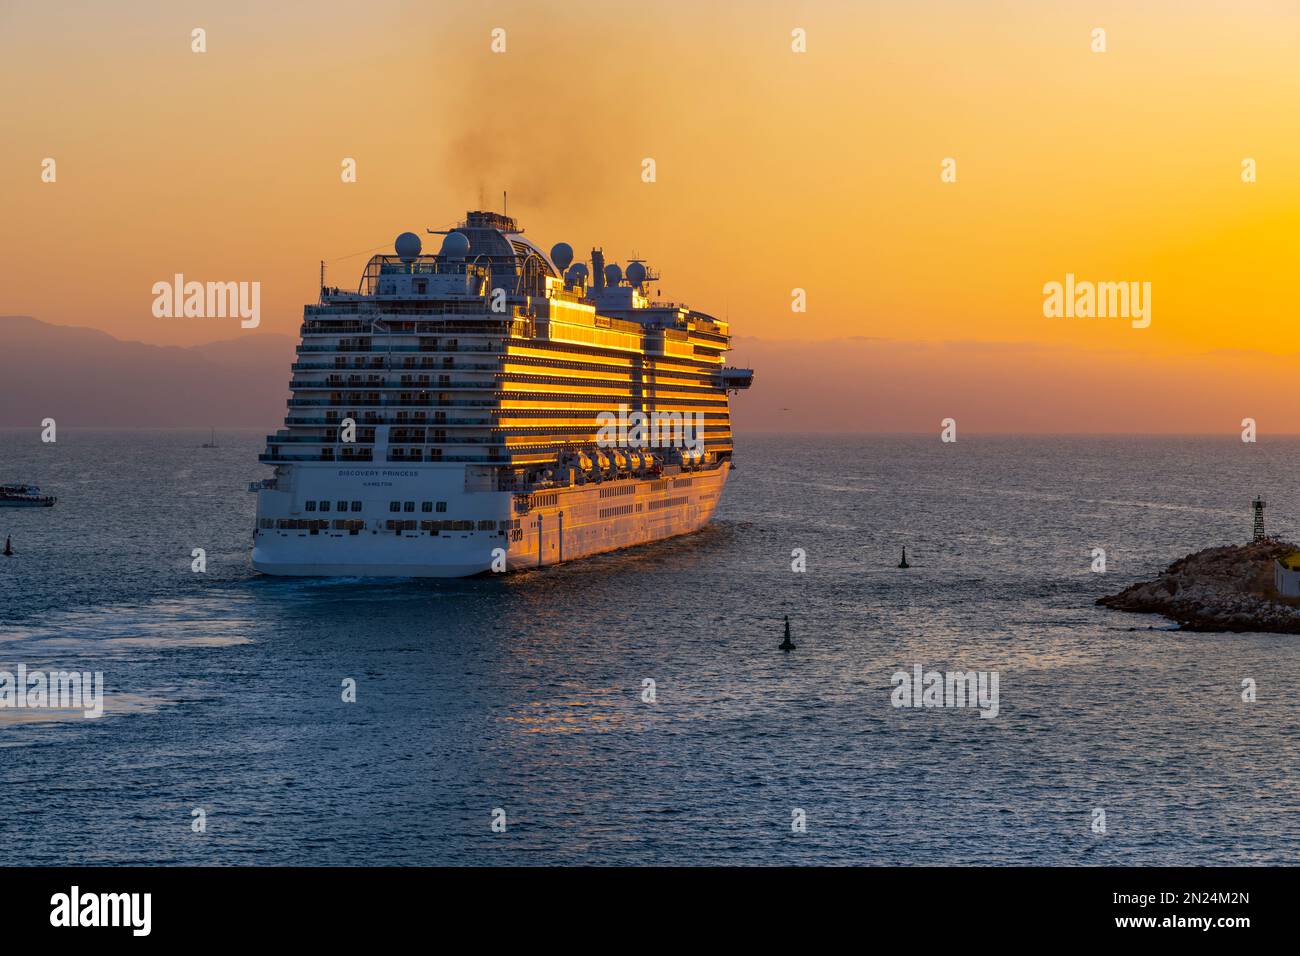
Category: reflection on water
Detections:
[
  {"x1": 0, "y1": 692, "x2": 172, "y2": 728},
  {"x1": 0, "y1": 431, "x2": 1297, "y2": 864}
]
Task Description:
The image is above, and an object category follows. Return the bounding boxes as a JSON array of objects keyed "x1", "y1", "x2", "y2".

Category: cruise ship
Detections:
[{"x1": 250, "y1": 210, "x2": 752, "y2": 577}]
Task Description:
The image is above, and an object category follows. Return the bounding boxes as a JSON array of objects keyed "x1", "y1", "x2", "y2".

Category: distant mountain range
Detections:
[
  {"x1": 0, "y1": 316, "x2": 297, "y2": 427},
  {"x1": 2, "y1": 315, "x2": 1295, "y2": 432}
]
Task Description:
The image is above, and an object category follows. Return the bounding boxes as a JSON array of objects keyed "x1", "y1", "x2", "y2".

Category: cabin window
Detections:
[
  {"x1": 305, "y1": 501, "x2": 316, "y2": 512},
  {"x1": 389, "y1": 501, "x2": 400, "y2": 512},
  {"x1": 351, "y1": 501, "x2": 362, "y2": 512},
  {"x1": 436, "y1": 501, "x2": 447, "y2": 513},
  {"x1": 422, "y1": 502, "x2": 433, "y2": 513},
  {"x1": 337, "y1": 501, "x2": 347, "y2": 513},
  {"x1": 404, "y1": 501, "x2": 415, "y2": 512}
]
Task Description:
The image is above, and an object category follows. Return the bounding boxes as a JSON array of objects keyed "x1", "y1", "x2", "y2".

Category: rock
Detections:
[{"x1": 1097, "y1": 539, "x2": 1300, "y2": 634}]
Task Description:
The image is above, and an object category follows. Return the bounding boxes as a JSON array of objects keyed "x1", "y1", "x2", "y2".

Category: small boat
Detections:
[
  {"x1": 0, "y1": 484, "x2": 56, "y2": 507},
  {"x1": 201, "y1": 427, "x2": 219, "y2": 448}
]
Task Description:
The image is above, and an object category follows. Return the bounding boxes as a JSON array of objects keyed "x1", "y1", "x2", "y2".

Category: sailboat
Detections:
[{"x1": 201, "y1": 427, "x2": 219, "y2": 449}]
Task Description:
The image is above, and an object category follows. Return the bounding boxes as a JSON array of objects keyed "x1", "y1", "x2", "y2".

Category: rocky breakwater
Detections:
[{"x1": 1098, "y1": 539, "x2": 1300, "y2": 633}]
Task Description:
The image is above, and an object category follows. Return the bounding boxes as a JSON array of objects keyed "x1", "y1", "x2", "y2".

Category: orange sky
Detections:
[{"x1": 2, "y1": 0, "x2": 1300, "y2": 429}]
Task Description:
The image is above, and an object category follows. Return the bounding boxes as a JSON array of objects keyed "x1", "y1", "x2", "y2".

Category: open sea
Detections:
[{"x1": 1, "y1": 429, "x2": 1297, "y2": 865}]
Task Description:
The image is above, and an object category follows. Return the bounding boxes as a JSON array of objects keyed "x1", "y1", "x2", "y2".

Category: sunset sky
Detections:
[{"x1": 3, "y1": 0, "x2": 1300, "y2": 431}]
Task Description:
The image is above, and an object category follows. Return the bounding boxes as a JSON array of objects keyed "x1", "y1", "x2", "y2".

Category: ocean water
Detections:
[{"x1": 1, "y1": 429, "x2": 1297, "y2": 865}]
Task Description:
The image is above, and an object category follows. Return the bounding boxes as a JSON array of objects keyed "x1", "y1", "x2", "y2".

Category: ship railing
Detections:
[
  {"x1": 301, "y1": 311, "x2": 512, "y2": 330},
  {"x1": 289, "y1": 380, "x2": 496, "y2": 390},
  {"x1": 286, "y1": 398, "x2": 498, "y2": 408},
  {"x1": 391, "y1": 437, "x2": 494, "y2": 445},
  {"x1": 297, "y1": 344, "x2": 500, "y2": 353},
  {"x1": 291, "y1": 361, "x2": 501, "y2": 371},
  {"x1": 259, "y1": 451, "x2": 513, "y2": 465},
  {"x1": 285, "y1": 416, "x2": 490, "y2": 426},
  {"x1": 357, "y1": 255, "x2": 493, "y2": 295},
  {"x1": 269, "y1": 435, "x2": 496, "y2": 445},
  {"x1": 258, "y1": 453, "x2": 348, "y2": 463},
  {"x1": 384, "y1": 454, "x2": 502, "y2": 463}
]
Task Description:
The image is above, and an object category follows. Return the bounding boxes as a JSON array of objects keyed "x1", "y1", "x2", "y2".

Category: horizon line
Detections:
[{"x1": 4, "y1": 426, "x2": 1300, "y2": 438}]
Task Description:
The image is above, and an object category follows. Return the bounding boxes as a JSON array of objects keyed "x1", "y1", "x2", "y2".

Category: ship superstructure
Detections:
[{"x1": 250, "y1": 211, "x2": 752, "y2": 576}]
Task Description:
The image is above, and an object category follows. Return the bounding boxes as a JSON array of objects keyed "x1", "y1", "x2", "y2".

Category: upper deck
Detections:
[{"x1": 263, "y1": 212, "x2": 751, "y2": 481}]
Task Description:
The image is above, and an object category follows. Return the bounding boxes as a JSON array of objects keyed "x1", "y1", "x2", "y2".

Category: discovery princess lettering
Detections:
[{"x1": 249, "y1": 210, "x2": 753, "y2": 577}]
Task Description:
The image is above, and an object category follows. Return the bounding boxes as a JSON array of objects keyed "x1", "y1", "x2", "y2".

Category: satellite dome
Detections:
[
  {"x1": 550, "y1": 242, "x2": 574, "y2": 271},
  {"x1": 626, "y1": 261, "x2": 647, "y2": 286},
  {"x1": 440, "y1": 231, "x2": 470, "y2": 259},
  {"x1": 394, "y1": 232, "x2": 422, "y2": 262},
  {"x1": 603, "y1": 263, "x2": 623, "y2": 286},
  {"x1": 565, "y1": 263, "x2": 589, "y2": 285}
]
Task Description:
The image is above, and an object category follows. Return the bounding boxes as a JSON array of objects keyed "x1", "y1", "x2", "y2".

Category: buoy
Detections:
[
  {"x1": 779, "y1": 615, "x2": 796, "y2": 651},
  {"x1": 898, "y1": 547, "x2": 910, "y2": 569},
  {"x1": 3, "y1": 535, "x2": 12, "y2": 557}
]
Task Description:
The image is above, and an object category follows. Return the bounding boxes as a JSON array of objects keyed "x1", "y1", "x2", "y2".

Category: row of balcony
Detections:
[
  {"x1": 284, "y1": 415, "x2": 490, "y2": 426},
  {"x1": 291, "y1": 360, "x2": 500, "y2": 372},
  {"x1": 259, "y1": 444, "x2": 733, "y2": 465},
  {"x1": 291, "y1": 374, "x2": 729, "y2": 392},
  {"x1": 287, "y1": 398, "x2": 498, "y2": 408},
  {"x1": 282, "y1": 418, "x2": 733, "y2": 434},
  {"x1": 302, "y1": 305, "x2": 524, "y2": 320},
  {"x1": 290, "y1": 379, "x2": 494, "y2": 391},
  {"x1": 267, "y1": 434, "x2": 493, "y2": 445},
  {"x1": 301, "y1": 319, "x2": 536, "y2": 338},
  {"x1": 267, "y1": 429, "x2": 734, "y2": 445},
  {"x1": 259, "y1": 451, "x2": 492, "y2": 463},
  {"x1": 297, "y1": 343, "x2": 500, "y2": 354}
]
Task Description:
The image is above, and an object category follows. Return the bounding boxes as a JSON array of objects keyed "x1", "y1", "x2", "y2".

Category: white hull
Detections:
[{"x1": 251, "y1": 462, "x2": 729, "y2": 578}]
